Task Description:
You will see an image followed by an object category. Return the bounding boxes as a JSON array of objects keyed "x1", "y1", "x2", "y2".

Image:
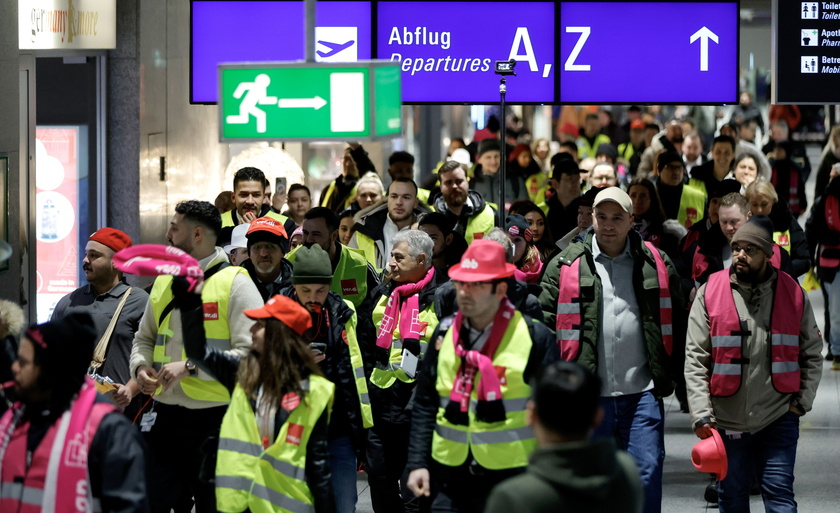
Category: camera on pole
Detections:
[{"x1": 493, "y1": 60, "x2": 516, "y2": 225}]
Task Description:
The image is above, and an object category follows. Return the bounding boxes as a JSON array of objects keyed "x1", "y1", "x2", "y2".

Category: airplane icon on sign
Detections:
[{"x1": 317, "y1": 40, "x2": 356, "y2": 58}]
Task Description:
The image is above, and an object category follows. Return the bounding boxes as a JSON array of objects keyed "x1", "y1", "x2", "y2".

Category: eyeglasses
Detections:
[
  {"x1": 452, "y1": 280, "x2": 492, "y2": 290},
  {"x1": 731, "y1": 244, "x2": 761, "y2": 256}
]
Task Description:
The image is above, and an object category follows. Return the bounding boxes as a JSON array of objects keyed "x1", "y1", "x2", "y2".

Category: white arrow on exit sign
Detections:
[{"x1": 277, "y1": 96, "x2": 328, "y2": 110}]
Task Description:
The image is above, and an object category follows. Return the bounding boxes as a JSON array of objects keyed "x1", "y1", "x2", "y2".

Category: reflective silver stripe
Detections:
[
  {"x1": 556, "y1": 303, "x2": 580, "y2": 315},
  {"x1": 216, "y1": 475, "x2": 253, "y2": 493},
  {"x1": 207, "y1": 337, "x2": 231, "y2": 350},
  {"x1": 471, "y1": 426, "x2": 534, "y2": 445},
  {"x1": 360, "y1": 393, "x2": 371, "y2": 405},
  {"x1": 354, "y1": 366, "x2": 365, "y2": 379},
  {"x1": 262, "y1": 453, "x2": 307, "y2": 481},
  {"x1": 393, "y1": 340, "x2": 428, "y2": 354},
  {"x1": 771, "y1": 334, "x2": 800, "y2": 347},
  {"x1": 559, "y1": 329, "x2": 580, "y2": 340},
  {"x1": 420, "y1": 341, "x2": 429, "y2": 353},
  {"x1": 713, "y1": 363, "x2": 742, "y2": 375},
  {"x1": 393, "y1": 340, "x2": 402, "y2": 350},
  {"x1": 92, "y1": 498, "x2": 103, "y2": 513},
  {"x1": 435, "y1": 423, "x2": 468, "y2": 444},
  {"x1": 155, "y1": 334, "x2": 166, "y2": 346},
  {"x1": 660, "y1": 297, "x2": 672, "y2": 309},
  {"x1": 437, "y1": 396, "x2": 528, "y2": 413},
  {"x1": 0, "y1": 482, "x2": 44, "y2": 506},
  {"x1": 661, "y1": 324, "x2": 673, "y2": 336},
  {"x1": 249, "y1": 481, "x2": 315, "y2": 513},
  {"x1": 218, "y1": 437, "x2": 262, "y2": 458},
  {"x1": 772, "y1": 361, "x2": 800, "y2": 373},
  {"x1": 711, "y1": 335, "x2": 741, "y2": 348}
]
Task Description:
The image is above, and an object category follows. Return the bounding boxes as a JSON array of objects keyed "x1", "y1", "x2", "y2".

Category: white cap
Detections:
[
  {"x1": 223, "y1": 223, "x2": 249, "y2": 254},
  {"x1": 449, "y1": 148, "x2": 472, "y2": 166}
]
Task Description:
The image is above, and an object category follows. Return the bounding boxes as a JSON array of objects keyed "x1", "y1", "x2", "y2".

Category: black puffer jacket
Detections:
[
  {"x1": 767, "y1": 201, "x2": 811, "y2": 278},
  {"x1": 177, "y1": 290, "x2": 334, "y2": 513},
  {"x1": 806, "y1": 177, "x2": 840, "y2": 283}
]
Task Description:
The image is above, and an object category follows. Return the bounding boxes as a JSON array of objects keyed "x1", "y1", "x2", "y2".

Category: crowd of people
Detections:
[{"x1": 0, "y1": 103, "x2": 837, "y2": 513}]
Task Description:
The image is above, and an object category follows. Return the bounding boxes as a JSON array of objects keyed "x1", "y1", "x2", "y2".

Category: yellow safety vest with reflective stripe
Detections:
[
  {"x1": 340, "y1": 299, "x2": 374, "y2": 428},
  {"x1": 677, "y1": 185, "x2": 707, "y2": 228},
  {"x1": 149, "y1": 267, "x2": 246, "y2": 403},
  {"x1": 286, "y1": 245, "x2": 369, "y2": 309},
  {"x1": 417, "y1": 188, "x2": 432, "y2": 208},
  {"x1": 525, "y1": 173, "x2": 548, "y2": 204},
  {"x1": 215, "y1": 377, "x2": 334, "y2": 513},
  {"x1": 465, "y1": 205, "x2": 496, "y2": 243},
  {"x1": 370, "y1": 295, "x2": 439, "y2": 389},
  {"x1": 774, "y1": 230, "x2": 792, "y2": 254},
  {"x1": 431, "y1": 310, "x2": 535, "y2": 470},
  {"x1": 222, "y1": 209, "x2": 288, "y2": 228},
  {"x1": 321, "y1": 180, "x2": 358, "y2": 211},
  {"x1": 687, "y1": 177, "x2": 707, "y2": 197},
  {"x1": 354, "y1": 232, "x2": 381, "y2": 273}
]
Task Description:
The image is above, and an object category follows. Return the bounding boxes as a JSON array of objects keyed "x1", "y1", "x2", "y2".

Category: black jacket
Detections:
[
  {"x1": 177, "y1": 292, "x2": 334, "y2": 513},
  {"x1": 366, "y1": 274, "x2": 440, "y2": 424},
  {"x1": 767, "y1": 201, "x2": 811, "y2": 278},
  {"x1": 280, "y1": 288, "x2": 371, "y2": 453},
  {"x1": 406, "y1": 313, "x2": 560, "y2": 471},
  {"x1": 431, "y1": 190, "x2": 497, "y2": 240},
  {"x1": 434, "y1": 278, "x2": 544, "y2": 323},
  {"x1": 242, "y1": 258, "x2": 293, "y2": 302}
]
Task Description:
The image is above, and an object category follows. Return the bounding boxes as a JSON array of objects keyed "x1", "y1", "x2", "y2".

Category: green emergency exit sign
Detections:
[{"x1": 219, "y1": 61, "x2": 402, "y2": 142}]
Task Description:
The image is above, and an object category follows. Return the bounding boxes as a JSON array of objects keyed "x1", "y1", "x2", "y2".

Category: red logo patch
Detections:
[
  {"x1": 686, "y1": 208, "x2": 698, "y2": 220},
  {"x1": 281, "y1": 392, "x2": 300, "y2": 411},
  {"x1": 203, "y1": 302, "x2": 219, "y2": 321},
  {"x1": 341, "y1": 279, "x2": 358, "y2": 295},
  {"x1": 473, "y1": 232, "x2": 485, "y2": 240},
  {"x1": 493, "y1": 366, "x2": 507, "y2": 386},
  {"x1": 286, "y1": 423, "x2": 304, "y2": 446},
  {"x1": 341, "y1": 330, "x2": 349, "y2": 345},
  {"x1": 777, "y1": 234, "x2": 790, "y2": 247}
]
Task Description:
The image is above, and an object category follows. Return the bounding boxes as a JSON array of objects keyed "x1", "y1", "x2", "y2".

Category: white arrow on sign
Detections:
[
  {"x1": 690, "y1": 26, "x2": 719, "y2": 72},
  {"x1": 277, "y1": 96, "x2": 328, "y2": 110}
]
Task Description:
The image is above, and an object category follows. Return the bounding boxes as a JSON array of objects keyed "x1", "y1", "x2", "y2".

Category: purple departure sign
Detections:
[
  {"x1": 191, "y1": 1, "x2": 372, "y2": 104},
  {"x1": 559, "y1": 2, "x2": 739, "y2": 104},
  {"x1": 377, "y1": 1, "x2": 555, "y2": 103}
]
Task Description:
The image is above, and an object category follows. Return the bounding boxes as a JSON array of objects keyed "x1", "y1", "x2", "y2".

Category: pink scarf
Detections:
[
  {"x1": 447, "y1": 298, "x2": 515, "y2": 422},
  {"x1": 0, "y1": 378, "x2": 104, "y2": 513},
  {"x1": 514, "y1": 247, "x2": 544, "y2": 284},
  {"x1": 376, "y1": 267, "x2": 436, "y2": 349}
]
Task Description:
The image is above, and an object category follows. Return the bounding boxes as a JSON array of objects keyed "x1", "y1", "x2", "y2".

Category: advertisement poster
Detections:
[{"x1": 35, "y1": 127, "x2": 82, "y2": 323}]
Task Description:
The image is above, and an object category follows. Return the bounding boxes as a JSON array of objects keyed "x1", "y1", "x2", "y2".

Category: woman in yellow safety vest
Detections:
[{"x1": 175, "y1": 279, "x2": 335, "y2": 513}]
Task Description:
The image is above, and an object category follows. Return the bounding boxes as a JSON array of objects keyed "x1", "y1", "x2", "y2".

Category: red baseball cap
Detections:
[
  {"x1": 89, "y1": 227, "x2": 132, "y2": 252},
  {"x1": 243, "y1": 294, "x2": 313, "y2": 336},
  {"x1": 448, "y1": 240, "x2": 516, "y2": 282},
  {"x1": 630, "y1": 119, "x2": 646, "y2": 130},
  {"x1": 246, "y1": 217, "x2": 288, "y2": 239}
]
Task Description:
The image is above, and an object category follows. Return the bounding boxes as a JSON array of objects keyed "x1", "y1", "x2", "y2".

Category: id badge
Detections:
[
  {"x1": 140, "y1": 412, "x2": 158, "y2": 433},
  {"x1": 401, "y1": 351, "x2": 419, "y2": 379}
]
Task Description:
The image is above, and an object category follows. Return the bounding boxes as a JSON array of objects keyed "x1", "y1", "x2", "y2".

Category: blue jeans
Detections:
[
  {"x1": 718, "y1": 411, "x2": 800, "y2": 513},
  {"x1": 825, "y1": 277, "x2": 840, "y2": 356},
  {"x1": 594, "y1": 391, "x2": 664, "y2": 513},
  {"x1": 329, "y1": 436, "x2": 358, "y2": 513}
]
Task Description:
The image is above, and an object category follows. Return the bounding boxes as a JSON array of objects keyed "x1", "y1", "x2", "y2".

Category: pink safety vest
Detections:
[
  {"x1": 819, "y1": 195, "x2": 840, "y2": 268},
  {"x1": 704, "y1": 270, "x2": 803, "y2": 397},
  {"x1": 0, "y1": 391, "x2": 116, "y2": 513},
  {"x1": 556, "y1": 241, "x2": 673, "y2": 361}
]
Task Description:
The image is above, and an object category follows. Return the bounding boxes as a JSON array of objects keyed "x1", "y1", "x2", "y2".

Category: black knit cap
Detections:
[
  {"x1": 477, "y1": 139, "x2": 501, "y2": 157},
  {"x1": 25, "y1": 312, "x2": 97, "y2": 389},
  {"x1": 551, "y1": 158, "x2": 580, "y2": 181}
]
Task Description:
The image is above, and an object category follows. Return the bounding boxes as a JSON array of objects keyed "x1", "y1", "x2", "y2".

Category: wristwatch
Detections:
[{"x1": 185, "y1": 360, "x2": 197, "y2": 377}]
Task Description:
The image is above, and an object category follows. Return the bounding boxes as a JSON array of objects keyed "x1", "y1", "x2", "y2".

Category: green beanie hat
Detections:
[{"x1": 292, "y1": 244, "x2": 333, "y2": 285}]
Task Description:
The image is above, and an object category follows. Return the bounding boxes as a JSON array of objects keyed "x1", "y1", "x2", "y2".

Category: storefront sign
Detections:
[
  {"x1": 376, "y1": 1, "x2": 555, "y2": 103},
  {"x1": 559, "y1": 1, "x2": 739, "y2": 104},
  {"x1": 191, "y1": 0, "x2": 372, "y2": 103},
  {"x1": 19, "y1": 0, "x2": 116, "y2": 50}
]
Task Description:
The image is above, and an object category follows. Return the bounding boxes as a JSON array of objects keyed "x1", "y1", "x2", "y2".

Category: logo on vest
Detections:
[
  {"x1": 286, "y1": 423, "x2": 305, "y2": 446},
  {"x1": 341, "y1": 279, "x2": 358, "y2": 295},
  {"x1": 203, "y1": 302, "x2": 219, "y2": 321},
  {"x1": 494, "y1": 366, "x2": 507, "y2": 386},
  {"x1": 282, "y1": 392, "x2": 301, "y2": 411},
  {"x1": 778, "y1": 233, "x2": 790, "y2": 247},
  {"x1": 462, "y1": 258, "x2": 479, "y2": 269},
  {"x1": 687, "y1": 208, "x2": 698, "y2": 220},
  {"x1": 473, "y1": 233, "x2": 485, "y2": 240},
  {"x1": 75, "y1": 480, "x2": 90, "y2": 512},
  {"x1": 64, "y1": 433, "x2": 88, "y2": 468}
]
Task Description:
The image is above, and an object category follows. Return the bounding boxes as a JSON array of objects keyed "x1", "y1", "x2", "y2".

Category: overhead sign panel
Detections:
[
  {"x1": 773, "y1": 0, "x2": 840, "y2": 104},
  {"x1": 559, "y1": 2, "x2": 739, "y2": 104},
  {"x1": 376, "y1": 1, "x2": 555, "y2": 103},
  {"x1": 20, "y1": 0, "x2": 116, "y2": 50},
  {"x1": 191, "y1": 1, "x2": 371, "y2": 104},
  {"x1": 219, "y1": 61, "x2": 402, "y2": 142}
]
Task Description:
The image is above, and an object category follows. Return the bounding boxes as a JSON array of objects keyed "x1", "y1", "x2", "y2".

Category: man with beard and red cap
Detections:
[
  {"x1": 406, "y1": 240, "x2": 559, "y2": 513},
  {"x1": 686, "y1": 215, "x2": 822, "y2": 511},
  {"x1": 0, "y1": 313, "x2": 148, "y2": 512},
  {"x1": 52, "y1": 228, "x2": 150, "y2": 418},
  {"x1": 241, "y1": 216, "x2": 293, "y2": 301}
]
